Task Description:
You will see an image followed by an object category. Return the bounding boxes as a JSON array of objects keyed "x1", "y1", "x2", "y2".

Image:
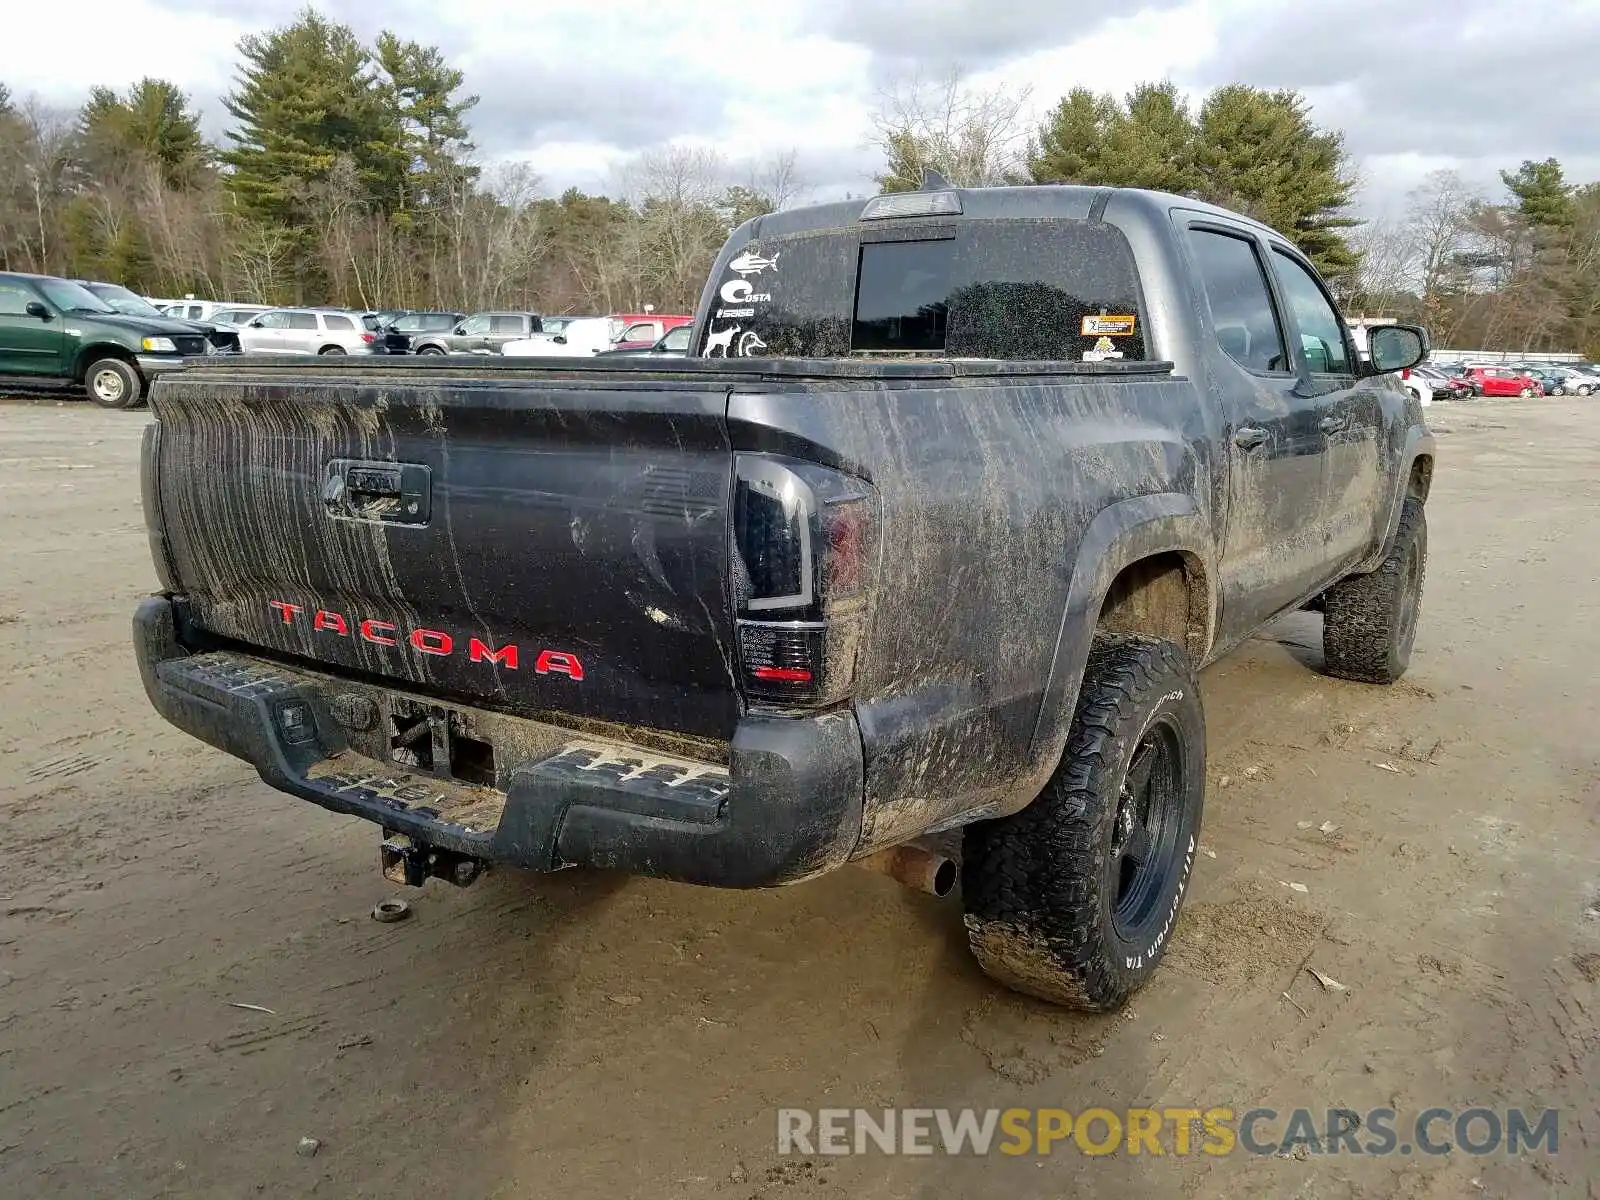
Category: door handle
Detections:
[
  {"x1": 323, "y1": 460, "x2": 432, "y2": 525},
  {"x1": 1233, "y1": 426, "x2": 1269, "y2": 450},
  {"x1": 1319, "y1": 415, "x2": 1347, "y2": 434}
]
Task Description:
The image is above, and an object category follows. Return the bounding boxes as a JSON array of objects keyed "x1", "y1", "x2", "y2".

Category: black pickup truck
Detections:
[{"x1": 134, "y1": 182, "x2": 1434, "y2": 1010}]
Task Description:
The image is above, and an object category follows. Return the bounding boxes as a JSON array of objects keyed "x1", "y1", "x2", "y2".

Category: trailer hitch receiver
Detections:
[{"x1": 380, "y1": 832, "x2": 486, "y2": 888}]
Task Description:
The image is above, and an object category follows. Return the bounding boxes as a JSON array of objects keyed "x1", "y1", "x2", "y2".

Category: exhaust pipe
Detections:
[{"x1": 856, "y1": 843, "x2": 959, "y2": 898}]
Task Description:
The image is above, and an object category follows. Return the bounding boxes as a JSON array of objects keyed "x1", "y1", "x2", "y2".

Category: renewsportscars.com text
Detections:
[{"x1": 776, "y1": 1106, "x2": 1559, "y2": 1158}]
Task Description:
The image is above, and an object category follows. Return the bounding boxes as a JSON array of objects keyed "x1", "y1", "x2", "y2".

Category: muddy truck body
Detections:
[{"x1": 134, "y1": 183, "x2": 1436, "y2": 1009}]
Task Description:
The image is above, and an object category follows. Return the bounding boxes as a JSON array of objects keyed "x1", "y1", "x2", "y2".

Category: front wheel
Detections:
[
  {"x1": 962, "y1": 634, "x2": 1205, "y2": 1011},
  {"x1": 1322, "y1": 498, "x2": 1427, "y2": 684},
  {"x1": 1578, "y1": 385, "x2": 1593, "y2": 396},
  {"x1": 416, "y1": 345, "x2": 445, "y2": 356},
  {"x1": 1519, "y1": 387, "x2": 1532, "y2": 398},
  {"x1": 84, "y1": 357, "x2": 143, "y2": 410}
]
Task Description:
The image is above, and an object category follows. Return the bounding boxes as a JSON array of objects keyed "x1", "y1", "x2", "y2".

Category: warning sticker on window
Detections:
[{"x1": 1081, "y1": 314, "x2": 1137, "y2": 337}]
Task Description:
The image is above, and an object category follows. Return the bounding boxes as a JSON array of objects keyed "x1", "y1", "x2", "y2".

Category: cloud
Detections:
[
  {"x1": 1189, "y1": 0, "x2": 1600, "y2": 165},
  {"x1": 802, "y1": 0, "x2": 1195, "y2": 73}
]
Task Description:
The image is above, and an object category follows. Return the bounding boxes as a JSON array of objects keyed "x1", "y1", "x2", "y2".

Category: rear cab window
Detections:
[{"x1": 698, "y1": 216, "x2": 1150, "y2": 362}]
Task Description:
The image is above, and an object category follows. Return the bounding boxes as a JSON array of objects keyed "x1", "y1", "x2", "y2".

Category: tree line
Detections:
[
  {"x1": 1, "y1": 12, "x2": 1594, "y2": 354},
  {"x1": 873, "y1": 71, "x2": 1600, "y2": 356}
]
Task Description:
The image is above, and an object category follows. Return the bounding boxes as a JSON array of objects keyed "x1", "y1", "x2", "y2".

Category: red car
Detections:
[
  {"x1": 1464, "y1": 366, "x2": 1544, "y2": 398},
  {"x1": 609, "y1": 312, "x2": 693, "y2": 350}
]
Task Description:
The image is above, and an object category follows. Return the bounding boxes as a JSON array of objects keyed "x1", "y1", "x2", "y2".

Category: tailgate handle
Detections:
[{"x1": 323, "y1": 460, "x2": 431, "y2": 525}]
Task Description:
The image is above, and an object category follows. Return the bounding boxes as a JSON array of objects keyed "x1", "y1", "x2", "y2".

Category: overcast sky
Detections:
[{"x1": 4, "y1": 0, "x2": 1596, "y2": 216}]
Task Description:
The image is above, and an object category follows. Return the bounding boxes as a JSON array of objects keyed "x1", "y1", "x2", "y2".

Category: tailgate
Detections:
[{"x1": 147, "y1": 369, "x2": 740, "y2": 740}]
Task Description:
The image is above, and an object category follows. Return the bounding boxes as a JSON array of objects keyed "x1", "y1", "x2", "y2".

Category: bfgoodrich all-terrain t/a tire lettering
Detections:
[
  {"x1": 962, "y1": 634, "x2": 1206, "y2": 1012},
  {"x1": 1321, "y1": 497, "x2": 1427, "y2": 684}
]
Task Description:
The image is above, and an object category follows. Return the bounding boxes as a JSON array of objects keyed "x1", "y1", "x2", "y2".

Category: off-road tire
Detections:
[
  {"x1": 962, "y1": 634, "x2": 1205, "y2": 1011},
  {"x1": 1322, "y1": 497, "x2": 1427, "y2": 684},
  {"x1": 84, "y1": 357, "x2": 143, "y2": 410}
]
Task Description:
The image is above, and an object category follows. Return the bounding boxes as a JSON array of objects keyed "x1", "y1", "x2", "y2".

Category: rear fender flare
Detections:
[{"x1": 1025, "y1": 493, "x2": 1215, "y2": 778}]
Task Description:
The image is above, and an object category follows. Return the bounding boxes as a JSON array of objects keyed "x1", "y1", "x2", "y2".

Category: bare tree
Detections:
[
  {"x1": 1347, "y1": 217, "x2": 1416, "y2": 317},
  {"x1": 1405, "y1": 170, "x2": 1480, "y2": 307},
  {"x1": 868, "y1": 66, "x2": 1033, "y2": 190}
]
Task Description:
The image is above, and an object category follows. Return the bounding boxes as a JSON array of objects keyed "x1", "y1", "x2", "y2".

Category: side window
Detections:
[
  {"x1": 257, "y1": 311, "x2": 288, "y2": 328},
  {"x1": 489, "y1": 314, "x2": 523, "y2": 334},
  {"x1": 663, "y1": 325, "x2": 692, "y2": 351},
  {"x1": 1270, "y1": 249, "x2": 1351, "y2": 374},
  {"x1": 322, "y1": 314, "x2": 353, "y2": 331},
  {"x1": 460, "y1": 314, "x2": 491, "y2": 335},
  {"x1": 0, "y1": 284, "x2": 34, "y2": 315},
  {"x1": 623, "y1": 322, "x2": 654, "y2": 342},
  {"x1": 288, "y1": 312, "x2": 318, "y2": 331},
  {"x1": 1185, "y1": 228, "x2": 1289, "y2": 373}
]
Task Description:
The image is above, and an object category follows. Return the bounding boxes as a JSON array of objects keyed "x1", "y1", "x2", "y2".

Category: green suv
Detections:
[{"x1": 0, "y1": 273, "x2": 209, "y2": 409}]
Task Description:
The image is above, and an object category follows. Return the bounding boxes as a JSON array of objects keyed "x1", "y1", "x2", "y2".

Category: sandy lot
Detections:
[{"x1": 0, "y1": 395, "x2": 1596, "y2": 1199}]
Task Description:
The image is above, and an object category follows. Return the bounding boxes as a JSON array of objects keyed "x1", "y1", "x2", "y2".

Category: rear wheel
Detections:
[
  {"x1": 84, "y1": 357, "x2": 143, "y2": 410},
  {"x1": 1322, "y1": 498, "x2": 1427, "y2": 684},
  {"x1": 962, "y1": 634, "x2": 1205, "y2": 1011},
  {"x1": 318, "y1": 345, "x2": 346, "y2": 356}
]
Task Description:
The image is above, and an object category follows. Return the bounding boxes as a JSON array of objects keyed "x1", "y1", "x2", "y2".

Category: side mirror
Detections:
[
  {"x1": 453, "y1": 325, "x2": 466, "y2": 336},
  {"x1": 552, "y1": 335, "x2": 567, "y2": 345},
  {"x1": 1368, "y1": 324, "x2": 1430, "y2": 374},
  {"x1": 25, "y1": 301, "x2": 50, "y2": 320},
  {"x1": 247, "y1": 319, "x2": 263, "y2": 328}
]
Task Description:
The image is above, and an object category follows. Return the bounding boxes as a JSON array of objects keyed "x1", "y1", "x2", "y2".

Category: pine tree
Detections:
[
  {"x1": 1501, "y1": 158, "x2": 1573, "y2": 231},
  {"x1": 221, "y1": 8, "x2": 399, "y2": 225},
  {"x1": 79, "y1": 79, "x2": 207, "y2": 188},
  {"x1": 1028, "y1": 88, "x2": 1117, "y2": 184},
  {"x1": 374, "y1": 32, "x2": 478, "y2": 218},
  {"x1": 1192, "y1": 86, "x2": 1359, "y2": 282}
]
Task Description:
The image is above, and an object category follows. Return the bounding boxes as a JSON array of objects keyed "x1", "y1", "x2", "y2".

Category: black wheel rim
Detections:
[{"x1": 1110, "y1": 717, "x2": 1187, "y2": 939}]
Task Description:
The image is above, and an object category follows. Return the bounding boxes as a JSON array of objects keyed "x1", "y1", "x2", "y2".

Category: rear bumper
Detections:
[{"x1": 133, "y1": 596, "x2": 864, "y2": 888}]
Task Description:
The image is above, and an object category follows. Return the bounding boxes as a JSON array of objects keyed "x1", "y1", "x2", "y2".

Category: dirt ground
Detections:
[{"x1": 1, "y1": 394, "x2": 1596, "y2": 1199}]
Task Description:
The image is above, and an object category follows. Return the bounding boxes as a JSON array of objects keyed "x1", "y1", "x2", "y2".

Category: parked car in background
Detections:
[
  {"x1": 407, "y1": 311, "x2": 543, "y2": 355},
  {"x1": 539, "y1": 316, "x2": 592, "y2": 336},
  {"x1": 210, "y1": 307, "x2": 274, "y2": 330},
  {"x1": 1463, "y1": 366, "x2": 1543, "y2": 397},
  {"x1": 608, "y1": 312, "x2": 694, "y2": 349},
  {"x1": 1398, "y1": 370, "x2": 1433, "y2": 406},
  {"x1": 236, "y1": 308, "x2": 379, "y2": 355},
  {"x1": 597, "y1": 324, "x2": 695, "y2": 357},
  {"x1": 77, "y1": 281, "x2": 241, "y2": 354},
  {"x1": 373, "y1": 311, "x2": 464, "y2": 355},
  {"x1": 160, "y1": 300, "x2": 267, "y2": 324},
  {"x1": 1412, "y1": 365, "x2": 1473, "y2": 400},
  {"x1": 1514, "y1": 364, "x2": 1594, "y2": 396},
  {"x1": 0, "y1": 271, "x2": 206, "y2": 408},
  {"x1": 500, "y1": 316, "x2": 615, "y2": 357},
  {"x1": 1513, "y1": 367, "x2": 1568, "y2": 395}
]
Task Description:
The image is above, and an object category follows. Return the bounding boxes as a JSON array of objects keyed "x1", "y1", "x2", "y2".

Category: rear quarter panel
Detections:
[{"x1": 730, "y1": 372, "x2": 1220, "y2": 848}]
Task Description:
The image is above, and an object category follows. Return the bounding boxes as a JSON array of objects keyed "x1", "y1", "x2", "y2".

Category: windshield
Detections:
[
  {"x1": 37, "y1": 278, "x2": 115, "y2": 314},
  {"x1": 86, "y1": 283, "x2": 164, "y2": 318}
]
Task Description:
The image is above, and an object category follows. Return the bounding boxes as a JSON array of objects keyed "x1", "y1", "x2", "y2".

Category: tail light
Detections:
[
  {"x1": 361, "y1": 332, "x2": 377, "y2": 344},
  {"x1": 732, "y1": 454, "x2": 879, "y2": 707}
]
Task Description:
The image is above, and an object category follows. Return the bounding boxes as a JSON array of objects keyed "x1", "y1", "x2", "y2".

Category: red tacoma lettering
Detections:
[
  {"x1": 410, "y1": 628, "x2": 453, "y2": 656},
  {"x1": 313, "y1": 610, "x2": 349, "y2": 635},
  {"x1": 469, "y1": 639, "x2": 518, "y2": 669},
  {"x1": 269, "y1": 600, "x2": 304, "y2": 625},
  {"x1": 360, "y1": 619, "x2": 397, "y2": 646},
  {"x1": 535, "y1": 650, "x2": 584, "y2": 680}
]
